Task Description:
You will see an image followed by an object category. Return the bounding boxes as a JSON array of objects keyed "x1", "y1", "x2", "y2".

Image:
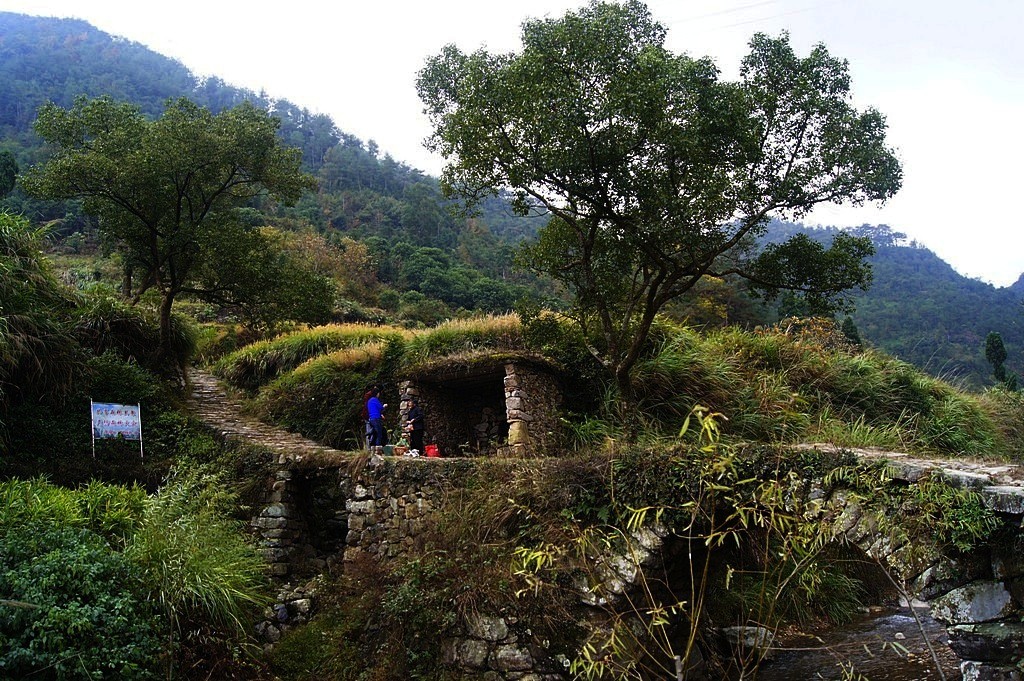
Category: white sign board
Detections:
[{"x1": 90, "y1": 401, "x2": 144, "y2": 457}]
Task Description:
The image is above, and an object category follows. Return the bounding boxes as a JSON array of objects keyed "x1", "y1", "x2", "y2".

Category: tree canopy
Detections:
[
  {"x1": 22, "y1": 96, "x2": 318, "y2": 364},
  {"x1": 417, "y1": 0, "x2": 901, "y2": 399}
]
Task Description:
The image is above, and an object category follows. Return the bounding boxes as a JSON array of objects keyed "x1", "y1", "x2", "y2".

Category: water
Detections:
[{"x1": 755, "y1": 606, "x2": 962, "y2": 680}]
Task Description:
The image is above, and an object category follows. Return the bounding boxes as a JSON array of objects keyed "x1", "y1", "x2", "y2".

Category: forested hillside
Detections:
[
  {"x1": 765, "y1": 222, "x2": 1024, "y2": 388},
  {"x1": 0, "y1": 11, "x2": 546, "y2": 323},
  {"x1": 2, "y1": 11, "x2": 1021, "y2": 386}
]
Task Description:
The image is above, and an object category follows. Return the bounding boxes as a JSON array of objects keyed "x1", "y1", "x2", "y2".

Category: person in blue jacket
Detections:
[{"x1": 367, "y1": 387, "x2": 387, "y2": 449}]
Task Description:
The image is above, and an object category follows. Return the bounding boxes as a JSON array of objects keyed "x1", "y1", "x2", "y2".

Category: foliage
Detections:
[
  {"x1": 0, "y1": 212, "x2": 83, "y2": 423},
  {"x1": 510, "y1": 410, "x2": 876, "y2": 680},
  {"x1": 897, "y1": 476, "x2": 1001, "y2": 552},
  {"x1": 597, "y1": 320, "x2": 1014, "y2": 457},
  {"x1": 71, "y1": 294, "x2": 197, "y2": 374},
  {"x1": 0, "y1": 522, "x2": 163, "y2": 680},
  {"x1": 0, "y1": 477, "x2": 147, "y2": 546},
  {"x1": 254, "y1": 344, "x2": 386, "y2": 447},
  {"x1": 774, "y1": 222, "x2": 1024, "y2": 389},
  {"x1": 418, "y1": 1, "x2": 900, "y2": 403},
  {"x1": 825, "y1": 464, "x2": 1003, "y2": 554},
  {"x1": 125, "y1": 466, "x2": 269, "y2": 665},
  {"x1": 985, "y1": 331, "x2": 1015, "y2": 387},
  {"x1": 401, "y1": 313, "x2": 524, "y2": 364},
  {"x1": 194, "y1": 224, "x2": 338, "y2": 333},
  {"x1": 0, "y1": 466, "x2": 271, "y2": 680},
  {"x1": 0, "y1": 150, "x2": 17, "y2": 196},
  {"x1": 22, "y1": 96, "x2": 317, "y2": 363}
]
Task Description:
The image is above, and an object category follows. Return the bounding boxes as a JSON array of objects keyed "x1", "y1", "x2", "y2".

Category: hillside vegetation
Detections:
[
  {"x1": 3, "y1": 8, "x2": 1024, "y2": 680},
  {"x1": 2, "y1": 11, "x2": 1022, "y2": 389},
  {"x1": 212, "y1": 314, "x2": 1024, "y2": 459}
]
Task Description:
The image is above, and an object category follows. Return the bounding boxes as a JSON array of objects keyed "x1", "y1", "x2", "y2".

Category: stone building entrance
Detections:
[{"x1": 398, "y1": 355, "x2": 562, "y2": 457}]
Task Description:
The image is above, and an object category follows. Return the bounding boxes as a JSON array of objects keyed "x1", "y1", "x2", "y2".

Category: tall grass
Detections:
[
  {"x1": 254, "y1": 344, "x2": 386, "y2": 447},
  {"x1": 0, "y1": 477, "x2": 147, "y2": 545},
  {"x1": 402, "y1": 314, "x2": 524, "y2": 365},
  {"x1": 72, "y1": 295, "x2": 197, "y2": 373},
  {"x1": 214, "y1": 323, "x2": 410, "y2": 392},
  {"x1": 617, "y1": 319, "x2": 1019, "y2": 457},
  {"x1": 126, "y1": 467, "x2": 268, "y2": 651}
]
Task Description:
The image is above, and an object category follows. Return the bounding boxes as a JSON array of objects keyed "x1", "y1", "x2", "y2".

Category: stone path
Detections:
[
  {"x1": 187, "y1": 369, "x2": 349, "y2": 460},
  {"x1": 802, "y1": 443, "x2": 1024, "y2": 514},
  {"x1": 187, "y1": 367, "x2": 1024, "y2": 513}
]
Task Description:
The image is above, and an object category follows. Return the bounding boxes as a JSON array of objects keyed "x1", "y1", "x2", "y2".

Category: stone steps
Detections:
[{"x1": 187, "y1": 369, "x2": 350, "y2": 460}]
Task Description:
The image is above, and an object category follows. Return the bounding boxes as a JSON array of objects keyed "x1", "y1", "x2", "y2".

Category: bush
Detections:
[
  {"x1": 126, "y1": 467, "x2": 270, "y2": 640},
  {"x1": 0, "y1": 522, "x2": 162, "y2": 680},
  {"x1": 72, "y1": 295, "x2": 196, "y2": 374},
  {"x1": 0, "y1": 478, "x2": 146, "y2": 546},
  {"x1": 254, "y1": 345, "x2": 385, "y2": 447}
]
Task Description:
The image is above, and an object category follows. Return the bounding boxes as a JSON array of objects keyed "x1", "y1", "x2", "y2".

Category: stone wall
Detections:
[
  {"x1": 251, "y1": 449, "x2": 1024, "y2": 679},
  {"x1": 397, "y1": 359, "x2": 563, "y2": 458},
  {"x1": 503, "y1": 362, "x2": 561, "y2": 457},
  {"x1": 251, "y1": 454, "x2": 475, "y2": 579},
  {"x1": 249, "y1": 453, "x2": 574, "y2": 677}
]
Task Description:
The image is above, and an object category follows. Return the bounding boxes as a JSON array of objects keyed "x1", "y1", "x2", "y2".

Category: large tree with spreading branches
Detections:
[{"x1": 417, "y1": 0, "x2": 901, "y2": 402}]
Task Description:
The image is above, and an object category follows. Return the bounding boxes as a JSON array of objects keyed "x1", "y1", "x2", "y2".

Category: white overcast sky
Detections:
[{"x1": 2, "y1": 0, "x2": 1022, "y2": 286}]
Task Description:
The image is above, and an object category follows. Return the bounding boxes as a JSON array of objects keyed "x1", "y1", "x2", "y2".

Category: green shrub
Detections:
[
  {"x1": 72, "y1": 295, "x2": 196, "y2": 374},
  {"x1": 254, "y1": 345, "x2": 384, "y2": 447},
  {"x1": 0, "y1": 522, "x2": 162, "y2": 680},
  {"x1": 0, "y1": 478, "x2": 146, "y2": 546},
  {"x1": 895, "y1": 476, "x2": 1001, "y2": 551},
  {"x1": 126, "y1": 467, "x2": 269, "y2": 640}
]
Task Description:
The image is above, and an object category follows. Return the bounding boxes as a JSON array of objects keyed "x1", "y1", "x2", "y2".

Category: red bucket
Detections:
[{"x1": 424, "y1": 444, "x2": 440, "y2": 458}]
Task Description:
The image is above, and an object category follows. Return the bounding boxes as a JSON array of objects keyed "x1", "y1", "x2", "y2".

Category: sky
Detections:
[{"x1": 3, "y1": 0, "x2": 1022, "y2": 286}]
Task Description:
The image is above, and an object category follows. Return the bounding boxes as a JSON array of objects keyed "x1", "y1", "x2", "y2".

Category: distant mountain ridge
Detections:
[
  {"x1": 766, "y1": 222, "x2": 1024, "y2": 388},
  {"x1": 2, "y1": 11, "x2": 1021, "y2": 388}
]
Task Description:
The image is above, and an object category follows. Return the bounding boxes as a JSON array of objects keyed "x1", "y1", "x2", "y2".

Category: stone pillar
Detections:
[
  {"x1": 398, "y1": 380, "x2": 420, "y2": 446},
  {"x1": 504, "y1": 363, "x2": 532, "y2": 457},
  {"x1": 252, "y1": 467, "x2": 299, "y2": 578}
]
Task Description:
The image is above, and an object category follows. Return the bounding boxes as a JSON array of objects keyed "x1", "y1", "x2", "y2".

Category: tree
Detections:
[
  {"x1": 985, "y1": 331, "x2": 1007, "y2": 382},
  {"x1": 417, "y1": 1, "x2": 901, "y2": 403},
  {"x1": 984, "y1": 331, "x2": 1012, "y2": 387},
  {"x1": 23, "y1": 96, "x2": 316, "y2": 367},
  {"x1": 0, "y1": 150, "x2": 17, "y2": 197},
  {"x1": 840, "y1": 316, "x2": 863, "y2": 348}
]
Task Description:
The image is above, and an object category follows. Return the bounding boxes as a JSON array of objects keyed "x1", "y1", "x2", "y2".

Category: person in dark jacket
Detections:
[{"x1": 405, "y1": 397, "x2": 425, "y2": 454}]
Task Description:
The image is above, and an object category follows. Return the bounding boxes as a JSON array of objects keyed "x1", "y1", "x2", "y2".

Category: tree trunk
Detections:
[
  {"x1": 121, "y1": 263, "x2": 133, "y2": 299},
  {"x1": 158, "y1": 290, "x2": 181, "y2": 381},
  {"x1": 614, "y1": 363, "x2": 643, "y2": 440}
]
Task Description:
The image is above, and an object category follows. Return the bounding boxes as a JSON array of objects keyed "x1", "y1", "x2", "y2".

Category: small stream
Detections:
[{"x1": 755, "y1": 605, "x2": 962, "y2": 680}]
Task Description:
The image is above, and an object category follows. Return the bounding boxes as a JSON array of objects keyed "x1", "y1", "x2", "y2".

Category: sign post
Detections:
[{"x1": 90, "y1": 400, "x2": 144, "y2": 458}]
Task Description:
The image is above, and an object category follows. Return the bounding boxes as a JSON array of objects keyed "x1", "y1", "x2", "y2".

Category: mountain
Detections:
[
  {"x1": 766, "y1": 222, "x2": 1024, "y2": 388},
  {"x1": 2, "y1": 12, "x2": 1020, "y2": 387},
  {"x1": 1009, "y1": 274, "x2": 1024, "y2": 297},
  {"x1": 0, "y1": 11, "x2": 547, "y2": 317}
]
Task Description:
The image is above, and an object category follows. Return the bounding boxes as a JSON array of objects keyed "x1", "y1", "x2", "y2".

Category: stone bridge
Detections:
[{"x1": 189, "y1": 370, "x2": 1024, "y2": 680}]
